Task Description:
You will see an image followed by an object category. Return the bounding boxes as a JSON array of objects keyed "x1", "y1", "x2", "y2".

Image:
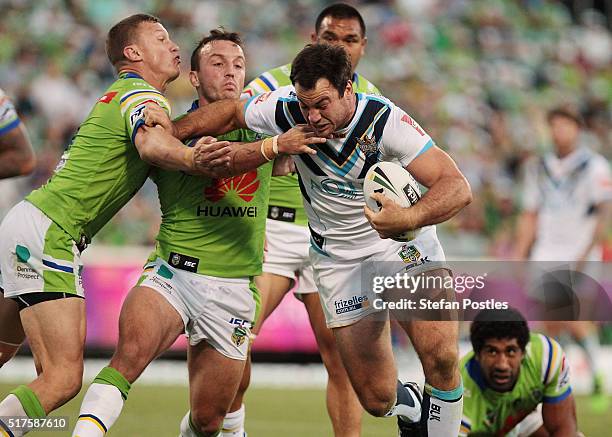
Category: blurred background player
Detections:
[
  {"x1": 514, "y1": 105, "x2": 612, "y2": 412},
  {"x1": 72, "y1": 29, "x2": 325, "y2": 437},
  {"x1": 0, "y1": 88, "x2": 36, "y2": 180},
  {"x1": 145, "y1": 42, "x2": 472, "y2": 437},
  {"x1": 461, "y1": 308, "x2": 578, "y2": 436},
  {"x1": 235, "y1": 4, "x2": 379, "y2": 435},
  {"x1": 0, "y1": 86, "x2": 36, "y2": 369},
  {"x1": 0, "y1": 13, "x2": 236, "y2": 436}
]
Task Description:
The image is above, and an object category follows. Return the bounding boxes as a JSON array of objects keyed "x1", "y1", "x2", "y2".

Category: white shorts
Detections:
[
  {"x1": 138, "y1": 257, "x2": 260, "y2": 360},
  {"x1": 262, "y1": 219, "x2": 316, "y2": 295},
  {"x1": 0, "y1": 201, "x2": 84, "y2": 298},
  {"x1": 311, "y1": 230, "x2": 447, "y2": 328}
]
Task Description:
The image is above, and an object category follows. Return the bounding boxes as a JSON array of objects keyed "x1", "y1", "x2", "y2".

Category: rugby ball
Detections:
[{"x1": 363, "y1": 161, "x2": 421, "y2": 242}]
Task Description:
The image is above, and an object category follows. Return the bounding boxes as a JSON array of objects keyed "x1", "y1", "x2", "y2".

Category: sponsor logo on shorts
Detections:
[
  {"x1": 334, "y1": 295, "x2": 369, "y2": 314},
  {"x1": 229, "y1": 317, "x2": 252, "y2": 329},
  {"x1": 231, "y1": 326, "x2": 248, "y2": 347},
  {"x1": 149, "y1": 276, "x2": 174, "y2": 294},
  {"x1": 168, "y1": 252, "x2": 199, "y2": 273},
  {"x1": 16, "y1": 265, "x2": 40, "y2": 280},
  {"x1": 398, "y1": 245, "x2": 430, "y2": 269}
]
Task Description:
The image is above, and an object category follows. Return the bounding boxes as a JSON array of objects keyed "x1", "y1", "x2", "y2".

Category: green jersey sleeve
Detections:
[
  {"x1": 26, "y1": 73, "x2": 170, "y2": 242},
  {"x1": 533, "y1": 334, "x2": 572, "y2": 403}
]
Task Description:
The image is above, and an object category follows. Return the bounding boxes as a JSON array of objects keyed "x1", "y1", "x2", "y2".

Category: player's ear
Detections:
[
  {"x1": 310, "y1": 32, "x2": 318, "y2": 43},
  {"x1": 188, "y1": 71, "x2": 199, "y2": 88},
  {"x1": 123, "y1": 44, "x2": 142, "y2": 62}
]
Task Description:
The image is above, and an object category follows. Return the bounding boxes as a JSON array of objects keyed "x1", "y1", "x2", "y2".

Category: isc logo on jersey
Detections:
[
  {"x1": 197, "y1": 171, "x2": 260, "y2": 218},
  {"x1": 363, "y1": 162, "x2": 421, "y2": 241}
]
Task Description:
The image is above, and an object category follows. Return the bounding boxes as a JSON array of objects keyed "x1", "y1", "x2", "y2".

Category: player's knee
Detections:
[
  {"x1": 422, "y1": 341, "x2": 459, "y2": 381},
  {"x1": 358, "y1": 387, "x2": 395, "y2": 417},
  {"x1": 190, "y1": 407, "x2": 225, "y2": 435},
  {"x1": 112, "y1": 339, "x2": 155, "y2": 380},
  {"x1": 45, "y1": 362, "x2": 83, "y2": 401}
]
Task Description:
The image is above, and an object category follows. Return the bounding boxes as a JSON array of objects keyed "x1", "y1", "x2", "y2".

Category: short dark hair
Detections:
[
  {"x1": 190, "y1": 28, "x2": 243, "y2": 71},
  {"x1": 106, "y1": 14, "x2": 160, "y2": 68},
  {"x1": 470, "y1": 308, "x2": 530, "y2": 354},
  {"x1": 547, "y1": 104, "x2": 584, "y2": 127},
  {"x1": 290, "y1": 44, "x2": 352, "y2": 96},
  {"x1": 315, "y1": 3, "x2": 366, "y2": 37}
]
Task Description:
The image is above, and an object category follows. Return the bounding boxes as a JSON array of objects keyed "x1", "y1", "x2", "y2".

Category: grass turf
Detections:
[{"x1": 0, "y1": 383, "x2": 608, "y2": 436}]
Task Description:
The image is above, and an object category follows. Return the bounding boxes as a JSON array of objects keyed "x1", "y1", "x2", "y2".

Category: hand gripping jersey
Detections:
[
  {"x1": 244, "y1": 85, "x2": 436, "y2": 261},
  {"x1": 0, "y1": 88, "x2": 21, "y2": 135},
  {"x1": 242, "y1": 64, "x2": 380, "y2": 227},
  {"x1": 26, "y1": 72, "x2": 171, "y2": 244},
  {"x1": 149, "y1": 100, "x2": 272, "y2": 278},
  {"x1": 521, "y1": 146, "x2": 612, "y2": 261},
  {"x1": 460, "y1": 333, "x2": 572, "y2": 436}
]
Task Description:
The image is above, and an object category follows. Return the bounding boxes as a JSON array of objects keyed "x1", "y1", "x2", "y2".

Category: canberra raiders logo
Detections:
[{"x1": 231, "y1": 327, "x2": 248, "y2": 347}]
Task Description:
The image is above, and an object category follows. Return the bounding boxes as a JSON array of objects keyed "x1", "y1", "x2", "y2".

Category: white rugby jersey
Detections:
[
  {"x1": 0, "y1": 88, "x2": 21, "y2": 135},
  {"x1": 244, "y1": 85, "x2": 438, "y2": 261},
  {"x1": 522, "y1": 146, "x2": 612, "y2": 261}
]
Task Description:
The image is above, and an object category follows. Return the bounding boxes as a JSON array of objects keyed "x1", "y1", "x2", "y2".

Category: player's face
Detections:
[
  {"x1": 476, "y1": 338, "x2": 524, "y2": 392},
  {"x1": 134, "y1": 22, "x2": 181, "y2": 82},
  {"x1": 295, "y1": 78, "x2": 355, "y2": 137},
  {"x1": 313, "y1": 17, "x2": 366, "y2": 74},
  {"x1": 190, "y1": 40, "x2": 245, "y2": 104},
  {"x1": 549, "y1": 116, "x2": 580, "y2": 156}
]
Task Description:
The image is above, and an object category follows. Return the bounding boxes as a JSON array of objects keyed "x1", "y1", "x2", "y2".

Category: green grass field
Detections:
[{"x1": 1, "y1": 383, "x2": 609, "y2": 436}]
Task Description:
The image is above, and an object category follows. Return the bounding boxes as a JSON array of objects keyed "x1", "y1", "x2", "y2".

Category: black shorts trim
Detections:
[{"x1": 9, "y1": 292, "x2": 84, "y2": 311}]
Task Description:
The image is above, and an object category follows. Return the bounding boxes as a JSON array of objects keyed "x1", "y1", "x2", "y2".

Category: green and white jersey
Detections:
[
  {"x1": 149, "y1": 100, "x2": 273, "y2": 278},
  {"x1": 460, "y1": 333, "x2": 572, "y2": 436},
  {"x1": 0, "y1": 88, "x2": 21, "y2": 135},
  {"x1": 242, "y1": 63, "x2": 380, "y2": 227},
  {"x1": 26, "y1": 72, "x2": 171, "y2": 243}
]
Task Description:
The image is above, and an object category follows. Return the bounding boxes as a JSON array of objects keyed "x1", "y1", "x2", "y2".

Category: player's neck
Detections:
[{"x1": 119, "y1": 67, "x2": 169, "y2": 93}]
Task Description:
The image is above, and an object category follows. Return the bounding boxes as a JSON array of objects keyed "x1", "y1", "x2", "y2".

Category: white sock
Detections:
[
  {"x1": 422, "y1": 384, "x2": 463, "y2": 436},
  {"x1": 0, "y1": 394, "x2": 30, "y2": 436},
  {"x1": 179, "y1": 411, "x2": 207, "y2": 437},
  {"x1": 71, "y1": 383, "x2": 125, "y2": 436},
  {"x1": 221, "y1": 404, "x2": 245, "y2": 436}
]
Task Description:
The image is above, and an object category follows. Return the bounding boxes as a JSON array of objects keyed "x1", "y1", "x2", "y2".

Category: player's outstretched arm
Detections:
[
  {"x1": 134, "y1": 125, "x2": 231, "y2": 175},
  {"x1": 144, "y1": 99, "x2": 247, "y2": 141},
  {"x1": 196, "y1": 125, "x2": 325, "y2": 178},
  {"x1": 541, "y1": 394, "x2": 578, "y2": 436},
  {"x1": 0, "y1": 123, "x2": 36, "y2": 179}
]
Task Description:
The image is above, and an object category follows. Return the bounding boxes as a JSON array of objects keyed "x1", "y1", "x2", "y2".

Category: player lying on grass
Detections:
[
  {"x1": 145, "y1": 43, "x2": 472, "y2": 437},
  {"x1": 461, "y1": 308, "x2": 579, "y2": 437}
]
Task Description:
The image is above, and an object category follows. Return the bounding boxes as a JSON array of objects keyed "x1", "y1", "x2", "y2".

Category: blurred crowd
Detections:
[{"x1": 0, "y1": 0, "x2": 610, "y2": 256}]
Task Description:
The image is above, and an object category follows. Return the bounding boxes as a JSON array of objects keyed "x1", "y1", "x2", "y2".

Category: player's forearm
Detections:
[
  {"x1": 175, "y1": 99, "x2": 244, "y2": 141},
  {"x1": 514, "y1": 211, "x2": 537, "y2": 259},
  {"x1": 406, "y1": 175, "x2": 471, "y2": 229},
  {"x1": 579, "y1": 203, "x2": 610, "y2": 259},
  {"x1": 136, "y1": 127, "x2": 195, "y2": 173}
]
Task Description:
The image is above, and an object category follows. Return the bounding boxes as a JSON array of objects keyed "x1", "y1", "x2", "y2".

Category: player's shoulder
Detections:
[
  {"x1": 353, "y1": 72, "x2": 381, "y2": 95},
  {"x1": 459, "y1": 351, "x2": 487, "y2": 393},
  {"x1": 243, "y1": 63, "x2": 292, "y2": 97},
  {"x1": 525, "y1": 333, "x2": 565, "y2": 382}
]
